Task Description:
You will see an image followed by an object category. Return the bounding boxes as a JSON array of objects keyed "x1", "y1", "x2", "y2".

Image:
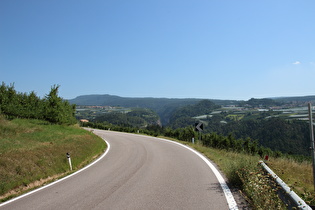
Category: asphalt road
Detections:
[{"x1": 1, "y1": 129, "x2": 239, "y2": 210}]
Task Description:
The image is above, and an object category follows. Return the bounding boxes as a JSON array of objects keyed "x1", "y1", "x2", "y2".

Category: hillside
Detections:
[
  {"x1": 68, "y1": 94, "x2": 315, "y2": 108},
  {"x1": 0, "y1": 117, "x2": 106, "y2": 201},
  {"x1": 273, "y1": 95, "x2": 315, "y2": 103},
  {"x1": 72, "y1": 94, "x2": 314, "y2": 156},
  {"x1": 69, "y1": 94, "x2": 200, "y2": 107},
  {"x1": 70, "y1": 95, "x2": 201, "y2": 125},
  {"x1": 168, "y1": 100, "x2": 220, "y2": 128},
  {"x1": 69, "y1": 94, "x2": 315, "y2": 125},
  {"x1": 69, "y1": 94, "x2": 240, "y2": 124},
  {"x1": 94, "y1": 108, "x2": 160, "y2": 128}
]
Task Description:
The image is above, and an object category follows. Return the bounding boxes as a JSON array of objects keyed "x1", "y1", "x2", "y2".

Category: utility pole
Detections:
[{"x1": 308, "y1": 103, "x2": 315, "y2": 191}]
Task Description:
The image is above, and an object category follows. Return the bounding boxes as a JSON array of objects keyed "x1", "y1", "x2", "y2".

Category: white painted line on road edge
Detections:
[
  {"x1": 157, "y1": 138, "x2": 239, "y2": 210},
  {"x1": 0, "y1": 140, "x2": 111, "y2": 207}
]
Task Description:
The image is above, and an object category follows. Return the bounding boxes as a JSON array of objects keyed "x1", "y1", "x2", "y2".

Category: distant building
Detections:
[{"x1": 80, "y1": 119, "x2": 89, "y2": 123}]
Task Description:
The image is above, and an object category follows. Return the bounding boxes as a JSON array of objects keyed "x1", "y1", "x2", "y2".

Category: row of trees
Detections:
[
  {"x1": 0, "y1": 83, "x2": 76, "y2": 124},
  {"x1": 195, "y1": 116, "x2": 310, "y2": 156},
  {"x1": 165, "y1": 100, "x2": 310, "y2": 156},
  {"x1": 161, "y1": 126, "x2": 281, "y2": 157},
  {"x1": 218, "y1": 118, "x2": 310, "y2": 156},
  {"x1": 81, "y1": 121, "x2": 284, "y2": 158}
]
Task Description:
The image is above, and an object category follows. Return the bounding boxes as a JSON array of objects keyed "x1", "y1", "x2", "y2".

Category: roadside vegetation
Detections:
[
  {"x1": 0, "y1": 117, "x2": 106, "y2": 202},
  {"x1": 1, "y1": 82, "x2": 314, "y2": 208},
  {"x1": 83, "y1": 121, "x2": 315, "y2": 208},
  {"x1": 185, "y1": 142, "x2": 314, "y2": 208},
  {"x1": 0, "y1": 83, "x2": 106, "y2": 202}
]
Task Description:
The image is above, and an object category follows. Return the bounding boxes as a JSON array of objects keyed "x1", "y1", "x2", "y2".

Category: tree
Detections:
[
  {"x1": 44, "y1": 85, "x2": 76, "y2": 124},
  {"x1": 44, "y1": 85, "x2": 63, "y2": 123}
]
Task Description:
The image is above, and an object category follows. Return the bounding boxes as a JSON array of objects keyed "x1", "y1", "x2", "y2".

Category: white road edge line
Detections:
[
  {"x1": 0, "y1": 139, "x2": 110, "y2": 207},
  {"x1": 1, "y1": 130, "x2": 238, "y2": 209},
  {"x1": 157, "y1": 137, "x2": 239, "y2": 210}
]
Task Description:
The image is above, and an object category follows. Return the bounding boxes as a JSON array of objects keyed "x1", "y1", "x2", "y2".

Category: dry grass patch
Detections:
[
  {"x1": 0, "y1": 173, "x2": 66, "y2": 201},
  {"x1": 268, "y1": 157, "x2": 315, "y2": 205}
]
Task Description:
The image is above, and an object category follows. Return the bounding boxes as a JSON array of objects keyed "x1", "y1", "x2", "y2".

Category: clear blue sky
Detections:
[{"x1": 1, "y1": 0, "x2": 314, "y2": 100}]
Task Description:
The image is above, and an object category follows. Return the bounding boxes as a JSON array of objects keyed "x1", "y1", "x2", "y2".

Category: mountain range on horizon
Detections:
[
  {"x1": 68, "y1": 94, "x2": 315, "y2": 125},
  {"x1": 68, "y1": 93, "x2": 315, "y2": 105}
]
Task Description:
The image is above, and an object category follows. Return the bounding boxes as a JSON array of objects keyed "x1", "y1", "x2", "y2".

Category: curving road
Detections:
[{"x1": 0, "y1": 129, "x2": 238, "y2": 210}]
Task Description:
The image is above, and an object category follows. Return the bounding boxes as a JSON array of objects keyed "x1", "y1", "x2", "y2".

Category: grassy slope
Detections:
[{"x1": 0, "y1": 117, "x2": 106, "y2": 202}]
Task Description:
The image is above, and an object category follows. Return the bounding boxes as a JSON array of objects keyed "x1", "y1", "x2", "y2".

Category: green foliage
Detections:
[
  {"x1": 69, "y1": 94, "x2": 202, "y2": 125},
  {"x1": 82, "y1": 119, "x2": 284, "y2": 159},
  {"x1": 69, "y1": 93, "x2": 315, "y2": 127},
  {"x1": 93, "y1": 108, "x2": 159, "y2": 128},
  {"x1": 191, "y1": 145, "x2": 285, "y2": 208},
  {"x1": 0, "y1": 82, "x2": 76, "y2": 125},
  {"x1": 219, "y1": 118, "x2": 310, "y2": 155},
  {"x1": 44, "y1": 85, "x2": 76, "y2": 124},
  {"x1": 0, "y1": 117, "x2": 106, "y2": 200},
  {"x1": 237, "y1": 165, "x2": 285, "y2": 208},
  {"x1": 78, "y1": 95, "x2": 311, "y2": 156},
  {"x1": 169, "y1": 100, "x2": 220, "y2": 128},
  {"x1": 274, "y1": 95, "x2": 315, "y2": 103},
  {"x1": 238, "y1": 98, "x2": 281, "y2": 107}
]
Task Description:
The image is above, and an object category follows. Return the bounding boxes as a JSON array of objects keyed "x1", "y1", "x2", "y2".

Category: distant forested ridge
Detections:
[
  {"x1": 168, "y1": 100, "x2": 220, "y2": 128},
  {"x1": 69, "y1": 94, "x2": 239, "y2": 125},
  {"x1": 237, "y1": 98, "x2": 282, "y2": 107},
  {"x1": 70, "y1": 95, "x2": 201, "y2": 125},
  {"x1": 94, "y1": 108, "x2": 160, "y2": 128},
  {"x1": 273, "y1": 95, "x2": 315, "y2": 103},
  {"x1": 0, "y1": 82, "x2": 76, "y2": 124},
  {"x1": 70, "y1": 94, "x2": 314, "y2": 156},
  {"x1": 69, "y1": 94, "x2": 315, "y2": 125}
]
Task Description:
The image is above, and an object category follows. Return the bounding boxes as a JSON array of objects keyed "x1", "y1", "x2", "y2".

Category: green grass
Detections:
[{"x1": 0, "y1": 116, "x2": 106, "y2": 202}]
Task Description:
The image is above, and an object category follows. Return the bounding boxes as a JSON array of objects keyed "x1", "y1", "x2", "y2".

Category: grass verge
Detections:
[
  {"x1": 160, "y1": 137, "x2": 315, "y2": 209},
  {"x1": 0, "y1": 117, "x2": 106, "y2": 202}
]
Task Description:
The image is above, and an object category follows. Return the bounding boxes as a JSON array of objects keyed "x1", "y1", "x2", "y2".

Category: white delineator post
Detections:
[{"x1": 66, "y1": 152, "x2": 73, "y2": 171}]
